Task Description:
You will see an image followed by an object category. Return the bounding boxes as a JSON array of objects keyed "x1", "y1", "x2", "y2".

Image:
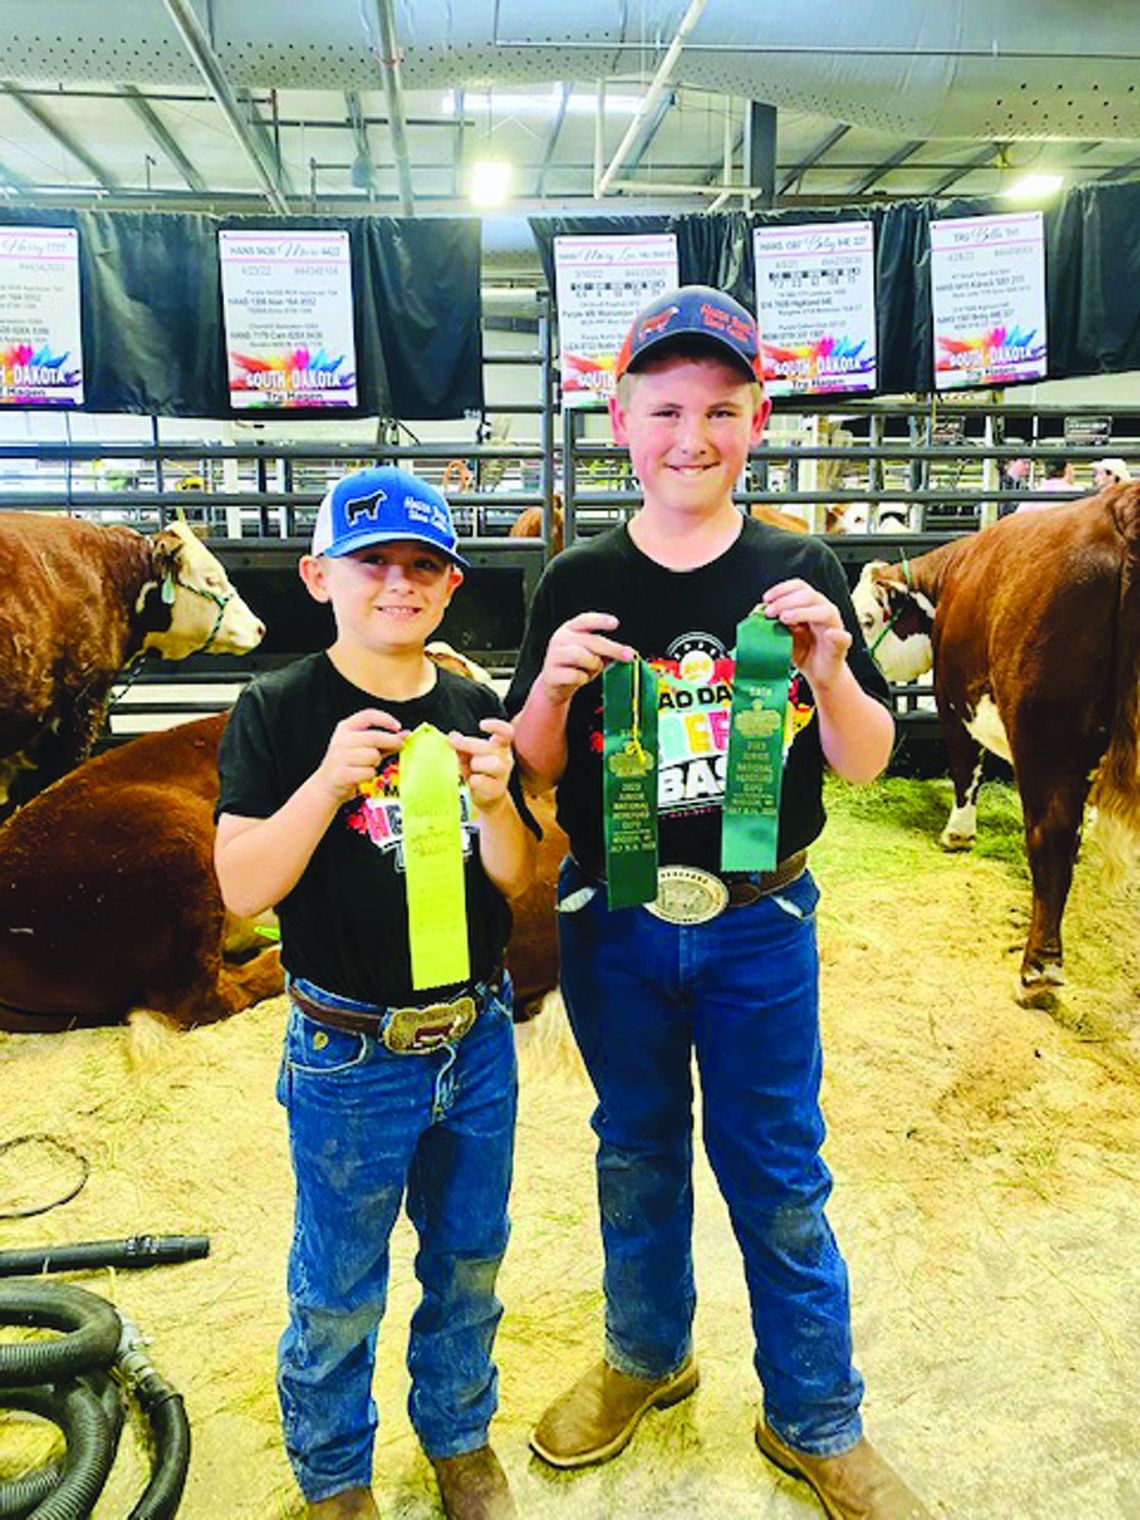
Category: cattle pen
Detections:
[{"x1": 0, "y1": 775, "x2": 1136, "y2": 1520}]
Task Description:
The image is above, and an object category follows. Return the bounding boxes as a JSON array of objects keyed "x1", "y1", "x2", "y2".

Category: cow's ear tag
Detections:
[{"x1": 161, "y1": 574, "x2": 176, "y2": 605}]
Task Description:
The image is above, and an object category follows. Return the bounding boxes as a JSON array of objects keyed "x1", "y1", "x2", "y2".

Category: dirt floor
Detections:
[{"x1": 0, "y1": 775, "x2": 1137, "y2": 1520}]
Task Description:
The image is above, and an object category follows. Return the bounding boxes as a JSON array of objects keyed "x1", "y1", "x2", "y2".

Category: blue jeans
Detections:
[
  {"x1": 557, "y1": 858, "x2": 864, "y2": 1457},
  {"x1": 275, "y1": 975, "x2": 517, "y2": 1502}
]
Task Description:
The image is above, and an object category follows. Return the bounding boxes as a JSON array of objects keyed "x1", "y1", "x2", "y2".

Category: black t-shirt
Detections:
[
  {"x1": 506, "y1": 517, "x2": 890, "y2": 877},
  {"x1": 216, "y1": 653, "x2": 537, "y2": 1005}
]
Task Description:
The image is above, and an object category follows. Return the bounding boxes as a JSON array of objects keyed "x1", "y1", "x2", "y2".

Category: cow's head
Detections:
[
  {"x1": 852, "y1": 561, "x2": 935, "y2": 684},
  {"x1": 142, "y1": 523, "x2": 265, "y2": 659}
]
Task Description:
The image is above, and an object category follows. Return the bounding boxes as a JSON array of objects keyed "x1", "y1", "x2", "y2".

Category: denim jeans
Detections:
[
  {"x1": 556, "y1": 858, "x2": 864, "y2": 1457},
  {"x1": 275, "y1": 975, "x2": 517, "y2": 1502}
]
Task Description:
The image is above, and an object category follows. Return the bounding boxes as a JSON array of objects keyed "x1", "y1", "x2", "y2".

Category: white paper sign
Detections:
[
  {"x1": 753, "y1": 221, "x2": 877, "y2": 396},
  {"x1": 218, "y1": 230, "x2": 358, "y2": 409},
  {"x1": 554, "y1": 233, "x2": 679, "y2": 407},
  {"x1": 0, "y1": 226, "x2": 84, "y2": 406},
  {"x1": 930, "y1": 212, "x2": 1047, "y2": 391}
]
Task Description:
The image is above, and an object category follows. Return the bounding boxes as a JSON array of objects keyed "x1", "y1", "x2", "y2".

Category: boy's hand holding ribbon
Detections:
[{"x1": 762, "y1": 577, "x2": 853, "y2": 692}]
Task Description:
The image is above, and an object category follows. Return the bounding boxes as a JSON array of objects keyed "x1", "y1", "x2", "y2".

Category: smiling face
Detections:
[
  {"x1": 299, "y1": 540, "x2": 463, "y2": 658},
  {"x1": 609, "y1": 352, "x2": 769, "y2": 522}
]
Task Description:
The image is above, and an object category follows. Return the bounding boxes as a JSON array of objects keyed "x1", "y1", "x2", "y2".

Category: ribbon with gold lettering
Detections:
[
  {"x1": 602, "y1": 657, "x2": 659, "y2": 908},
  {"x1": 398, "y1": 723, "x2": 471, "y2": 990},
  {"x1": 721, "y1": 613, "x2": 794, "y2": 871}
]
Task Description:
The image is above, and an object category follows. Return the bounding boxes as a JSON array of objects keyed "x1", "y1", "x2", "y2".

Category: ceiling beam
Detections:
[
  {"x1": 1098, "y1": 153, "x2": 1140, "y2": 182},
  {"x1": 119, "y1": 83, "x2": 205, "y2": 193},
  {"x1": 160, "y1": 0, "x2": 289, "y2": 214},
  {"x1": 452, "y1": 88, "x2": 465, "y2": 201},
  {"x1": 0, "y1": 154, "x2": 33, "y2": 191},
  {"x1": 851, "y1": 139, "x2": 924, "y2": 195},
  {"x1": 2, "y1": 83, "x2": 119, "y2": 189},
  {"x1": 597, "y1": 0, "x2": 710, "y2": 196},
  {"x1": 369, "y1": 0, "x2": 415, "y2": 215},
  {"x1": 237, "y1": 89, "x2": 297, "y2": 200},
  {"x1": 624, "y1": 89, "x2": 677, "y2": 173},
  {"x1": 777, "y1": 123, "x2": 850, "y2": 196},
  {"x1": 536, "y1": 83, "x2": 572, "y2": 197},
  {"x1": 931, "y1": 143, "x2": 1003, "y2": 197}
]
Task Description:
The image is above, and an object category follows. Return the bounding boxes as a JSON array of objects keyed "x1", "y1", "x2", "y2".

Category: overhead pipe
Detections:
[
  {"x1": 596, "y1": 0, "x2": 711, "y2": 197},
  {"x1": 161, "y1": 0, "x2": 289, "y2": 215},
  {"x1": 370, "y1": 0, "x2": 415, "y2": 216}
]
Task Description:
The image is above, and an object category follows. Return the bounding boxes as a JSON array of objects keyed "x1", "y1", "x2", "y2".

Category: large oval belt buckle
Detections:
[{"x1": 643, "y1": 866, "x2": 729, "y2": 925}]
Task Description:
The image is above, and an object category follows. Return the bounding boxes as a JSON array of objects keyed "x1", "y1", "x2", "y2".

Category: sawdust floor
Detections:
[{"x1": 0, "y1": 776, "x2": 1138, "y2": 1520}]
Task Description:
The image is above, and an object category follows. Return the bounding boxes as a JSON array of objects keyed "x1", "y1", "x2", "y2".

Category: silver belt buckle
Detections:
[
  {"x1": 383, "y1": 996, "x2": 477, "y2": 1054},
  {"x1": 643, "y1": 866, "x2": 729, "y2": 925}
]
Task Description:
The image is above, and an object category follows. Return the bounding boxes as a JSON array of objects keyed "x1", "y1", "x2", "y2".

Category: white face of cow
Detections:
[
  {"x1": 852, "y1": 561, "x2": 935, "y2": 684},
  {"x1": 142, "y1": 523, "x2": 265, "y2": 659}
]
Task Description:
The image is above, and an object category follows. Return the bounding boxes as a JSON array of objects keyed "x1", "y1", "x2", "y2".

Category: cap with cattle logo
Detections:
[
  {"x1": 311, "y1": 466, "x2": 468, "y2": 567},
  {"x1": 614, "y1": 284, "x2": 764, "y2": 385}
]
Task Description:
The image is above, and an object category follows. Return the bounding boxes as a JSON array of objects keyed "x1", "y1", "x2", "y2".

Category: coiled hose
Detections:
[{"x1": 0, "y1": 1281, "x2": 190, "y2": 1520}]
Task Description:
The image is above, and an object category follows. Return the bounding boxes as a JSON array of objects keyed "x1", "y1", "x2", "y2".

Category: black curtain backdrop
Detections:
[
  {"x1": 530, "y1": 178, "x2": 1140, "y2": 394},
  {"x1": 0, "y1": 209, "x2": 483, "y2": 420}
]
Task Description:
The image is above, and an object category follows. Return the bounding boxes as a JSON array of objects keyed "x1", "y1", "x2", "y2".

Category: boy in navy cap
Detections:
[
  {"x1": 507, "y1": 288, "x2": 931, "y2": 1518},
  {"x1": 215, "y1": 466, "x2": 536, "y2": 1520}
]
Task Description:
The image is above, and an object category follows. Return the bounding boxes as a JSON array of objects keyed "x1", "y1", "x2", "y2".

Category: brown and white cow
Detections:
[
  {"x1": 509, "y1": 500, "x2": 565, "y2": 555},
  {"x1": 0, "y1": 662, "x2": 564, "y2": 1032},
  {"x1": 0, "y1": 714, "x2": 283, "y2": 1030},
  {"x1": 853, "y1": 485, "x2": 1140, "y2": 1005},
  {"x1": 0, "y1": 512, "x2": 264, "y2": 815}
]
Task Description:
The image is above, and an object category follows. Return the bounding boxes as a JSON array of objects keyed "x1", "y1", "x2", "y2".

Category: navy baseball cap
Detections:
[
  {"x1": 614, "y1": 284, "x2": 763, "y2": 384},
  {"x1": 311, "y1": 466, "x2": 468, "y2": 567}
]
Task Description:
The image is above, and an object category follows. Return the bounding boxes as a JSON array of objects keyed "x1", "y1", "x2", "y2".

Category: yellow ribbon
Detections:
[{"x1": 398, "y1": 723, "x2": 471, "y2": 990}]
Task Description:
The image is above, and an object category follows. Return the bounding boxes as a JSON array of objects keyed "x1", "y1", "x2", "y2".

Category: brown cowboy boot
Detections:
[
  {"x1": 756, "y1": 1419, "x2": 934, "y2": 1520},
  {"x1": 305, "y1": 1488, "x2": 380, "y2": 1520},
  {"x1": 530, "y1": 1358, "x2": 699, "y2": 1469},
  {"x1": 430, "y1": 1445, "x2": 516, "y2": 1520}
]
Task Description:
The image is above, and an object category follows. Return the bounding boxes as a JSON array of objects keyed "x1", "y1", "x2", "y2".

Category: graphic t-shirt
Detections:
[
  {"x1": 216, "y1": 654, "x2": 537, "y2": 1005},
  {"x1": 506, "y1": 517, "x2": 890, "y2": 878}
]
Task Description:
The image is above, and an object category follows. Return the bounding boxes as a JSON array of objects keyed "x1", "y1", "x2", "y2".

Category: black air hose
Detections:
[
  {"x1": 0, "y1": 1236, "x2": 210, "y2": 1280},
  {"x1": 0, "y1": 1376, "x2": 123, "y2": 1520},
  {"x1": 0, "y1": 1281, "x2": 189, "y2": 1520},
  {"x1": 0, "y1": 1282, "x2": 121, "y2": 1389}
]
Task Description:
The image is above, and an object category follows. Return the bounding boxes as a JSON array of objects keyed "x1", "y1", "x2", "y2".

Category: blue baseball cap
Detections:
[
  {"x1": 311, "y1": 466, "x2": 468, "y2": 567},
  {"x1": 615, "y1": 284, "x2": 763, "y2": 384}
]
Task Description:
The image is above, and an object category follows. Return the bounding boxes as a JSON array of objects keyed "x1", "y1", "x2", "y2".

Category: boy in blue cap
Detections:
[
  {"x1": 507, "y1": 287, "x2": 932, "y2": 1519},
  {"x1": 215, "y1": 466, "x2": 536, "y2": 1520}
]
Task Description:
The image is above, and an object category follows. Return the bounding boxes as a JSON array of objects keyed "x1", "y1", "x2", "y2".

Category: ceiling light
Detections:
[
  {"x1": 469, "y1": 159, "x2": 514, "y2": 208},
  {"x1": 1003, "y1": 173, "x2": 1064, "y2": 201}
]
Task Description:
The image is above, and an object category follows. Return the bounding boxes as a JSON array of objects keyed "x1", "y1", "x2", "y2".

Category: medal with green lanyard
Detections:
[
  {"x1": 721, "y1": 611, "x2": 794, "y2": 871},
  {"x1": 602, "y1": 657, "x2": 659, "y2": 908}
]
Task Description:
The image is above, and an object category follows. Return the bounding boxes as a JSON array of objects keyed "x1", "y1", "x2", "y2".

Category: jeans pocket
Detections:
[
  {"x1": 770, "y1": 868, "x2": 821, "y2": 922},
  {"x1": 285, "y1": 1004, "x2": 370, "y2": 1076},
  {"x1": 556, "y1": 854, "x2": 599, "y2": 914}
]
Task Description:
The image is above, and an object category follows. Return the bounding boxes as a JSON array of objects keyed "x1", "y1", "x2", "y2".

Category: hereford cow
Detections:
[
  {"x1": 852, "y1": 486, "x2": 1140, "y2": 1005},
  {"x1": 0, "y1": 512, "x2": 264, "y2": 815},
  {"x1": 0, "y1": 665, "x2": 564, "y2": 1032}
]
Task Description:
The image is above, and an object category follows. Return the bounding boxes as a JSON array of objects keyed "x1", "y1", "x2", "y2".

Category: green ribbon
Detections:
[
  {"x1": 721, "y1": 613, "x2": 794, "y2": 872},
  {"x1": 602, "y1": 657, "x2": 659, "y2": 908},
  {"x1": 398, "y1": 723, "x2": 471, "y2": 990}
]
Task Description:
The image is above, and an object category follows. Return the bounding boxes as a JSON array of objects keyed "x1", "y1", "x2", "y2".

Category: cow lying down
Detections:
[
  {"x1": 0, "y1": 657, "x2": 564, "y2": 1032},
  {"x1": 852, "y1": 484, "x2": 1140, "y2": 1005},
  {"x1": 0, "y1": 512, "x2": 265, "y2": 817}
]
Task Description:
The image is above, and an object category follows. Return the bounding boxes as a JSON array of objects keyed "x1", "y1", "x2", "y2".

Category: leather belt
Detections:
[
  {"x1": 643, "y1": 851, "x2": 808, "y2": 925},
  {"x1": 289, "y1": 984, "x2": 488, "y2": 1054},
  {"x1": 724, "y1": 849, "x2": 808, "y2": 904}
]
